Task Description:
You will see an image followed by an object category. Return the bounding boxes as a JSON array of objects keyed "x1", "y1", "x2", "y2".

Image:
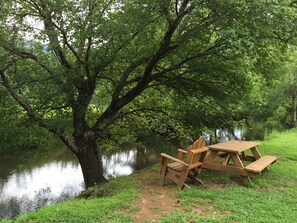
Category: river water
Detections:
[
  {"x1": 0, "y1": 128, "x2": 246, "y2": 220},
  {"x1": 0, "y1": 147, "x2": 160, "y2": 219}
]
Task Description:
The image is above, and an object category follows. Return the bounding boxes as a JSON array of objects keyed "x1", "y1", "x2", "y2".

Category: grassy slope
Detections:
[
  {"x1": 161, "y1": 129, "x2": 297, "y2": 223},
  {"x1": 2, "y1": 129, "x2": 297, "y2": 223}
]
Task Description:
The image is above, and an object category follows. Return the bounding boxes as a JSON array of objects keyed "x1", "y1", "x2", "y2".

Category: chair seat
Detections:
[{"x1": 168, "y1": 162, "x2": 184, "y2": 171}]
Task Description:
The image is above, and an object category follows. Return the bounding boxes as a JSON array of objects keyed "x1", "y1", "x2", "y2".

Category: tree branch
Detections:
[
  {"x1": 151, "y1": 41, "x2": 227, "y2": 80},
  {"x1": 50, "y1": 21, "x2": 84, "y2": 65},
  {"x1": 2, "y1": 46, "x2": 37, "y2": 60},
  {"x1": 0, "y1": 43, "x2": 65, "y2": 86},
  {"x1": 0, "y1": 69, "x2": 77, "y2": 153},
  {"x1": 111, "y1": 56, "x2": 151, "y2": 101},
  {"x1": 39, "y1": 9, "x2": 71, "y2": 69},
  {"x1": 91, "y1": 2, "x2": 194, "y2": 134}
]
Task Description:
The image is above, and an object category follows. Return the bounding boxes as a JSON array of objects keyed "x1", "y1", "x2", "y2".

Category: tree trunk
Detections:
[
  {"x1": 292, "y1": 94, "x2": 296, "y2": 128},
  {"x1": 74, "y1": 138, "x2": 107, "y2": 188}
]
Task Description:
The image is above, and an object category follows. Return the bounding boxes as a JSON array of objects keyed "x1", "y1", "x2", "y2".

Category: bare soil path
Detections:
[
  {"x1": 131, "y1": 179, "x2": 180, "y2": 222},
  {"x1": 127, "y1": 168, "x2": 227, "y2": 222},
  {"x1": 125, "y1": 168, "x2": 182, "y2": 223}
]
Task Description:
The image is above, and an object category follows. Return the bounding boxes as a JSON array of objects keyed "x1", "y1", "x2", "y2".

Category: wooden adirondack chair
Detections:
[
  {"x1": 159, "y1": 137, "x2": 208, "y2": 189},
  {"x1": 176, "y1": 136, "x2": 206, "y2": 161}
]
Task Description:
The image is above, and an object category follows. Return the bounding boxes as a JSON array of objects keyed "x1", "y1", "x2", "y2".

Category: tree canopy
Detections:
[{"x1": 1, "y1": 0, "x2": 296, "y2": 187}]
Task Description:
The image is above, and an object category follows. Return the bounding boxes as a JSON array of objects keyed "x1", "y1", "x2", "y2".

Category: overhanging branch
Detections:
[
  {"x1": 0, "y1": 69, "x2": 77, "y2": 153},
  {"x1": 91, "y1": 1, "x2": 194, "y2": 134}
]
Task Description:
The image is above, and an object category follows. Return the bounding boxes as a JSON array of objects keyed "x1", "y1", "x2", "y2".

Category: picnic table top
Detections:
[{"x1": 207, "y1": 140, "x2": 260, "y2": 154}]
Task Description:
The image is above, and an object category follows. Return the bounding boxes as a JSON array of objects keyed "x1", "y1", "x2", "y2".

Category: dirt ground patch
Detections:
[
  {"x1": 130, "y1": 179, "x2": 180, "y2": 223},
  {"x1": 126, "y1": 168, "x2": 227, "y2": 222}
]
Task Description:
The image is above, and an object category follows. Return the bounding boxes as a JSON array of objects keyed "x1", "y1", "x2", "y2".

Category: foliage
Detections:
[
  {"x1": 238, "y1": 48, "x2": 297, "y2": 136},
  {"x1": 0, "y1": 92, "x2": 50, "y2": 152},
  {"x1": 265, "y1": 106, "x2": 291, "y2": 131},
  {"x1": 0, "y1": 0, "x2": 297, "y2": 186}
]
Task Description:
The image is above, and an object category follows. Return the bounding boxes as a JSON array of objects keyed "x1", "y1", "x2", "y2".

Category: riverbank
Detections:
[{"x1": 1, "y1": 129, "x2": 297, "y2": 223}]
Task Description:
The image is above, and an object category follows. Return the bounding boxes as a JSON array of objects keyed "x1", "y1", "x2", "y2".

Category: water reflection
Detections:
[
  {"x1": 0, "y1": 161, "x2": 84, "y2": 219},
  {"x1": 0, "y1": 147, "x2": 160, "y2": 219},
  {"x1": 103, "y1": 148, "x2": 159, "y2": 178},
  {"x1": 215, "y1": 128, "x2": 244, "y2": 142}
]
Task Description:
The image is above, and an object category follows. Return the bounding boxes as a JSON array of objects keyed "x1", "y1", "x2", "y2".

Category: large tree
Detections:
[{"x1": 0, "y1": 0, "x2": 296, "y2": 187}]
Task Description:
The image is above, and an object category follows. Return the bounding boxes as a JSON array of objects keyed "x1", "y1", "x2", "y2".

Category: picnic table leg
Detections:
[
  {"x1": 230, "y1": 153, "x2": 252, "y2": 184},
  {"x1": 231, "y1": 154, "x2": 253, "y2": 185},
  {"x1": 230, "y1": 153, "x2": 244, "y2": 167},
  {"x1": 251, "y1": 147, "x2": 272, "y2": 171},
  {"x1": 251, "y1": 147, "x2": 262, "y2": 159},
  {"x1": 247, "y1": 177, "x2": 253, "y2": 185},
  {"x1": 222, "y1": 154, "x2": 231, "y2": 165}
]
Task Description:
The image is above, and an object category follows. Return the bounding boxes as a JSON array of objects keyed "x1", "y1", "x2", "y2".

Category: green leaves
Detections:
[{"x1": 1, "y1": 0, "x2": 297, "y2": 148}]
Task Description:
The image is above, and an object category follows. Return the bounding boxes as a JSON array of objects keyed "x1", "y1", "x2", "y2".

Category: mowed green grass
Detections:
[
  {"x1": 159, "y1": 129, "x2": 297, "y2": 223},
  {"x1": 1, "y1": 129, "x2": 297, "y2": 223}
]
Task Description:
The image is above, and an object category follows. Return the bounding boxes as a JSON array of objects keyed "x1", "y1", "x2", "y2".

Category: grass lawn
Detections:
[{"x1": 1, "y1": 129, "x2": 297, "y2": 223}]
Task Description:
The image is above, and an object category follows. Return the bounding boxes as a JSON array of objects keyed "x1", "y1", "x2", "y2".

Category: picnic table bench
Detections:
[
  {"x1": 203, "y1": 140, "x2": 277, "y2": 179},
  {"x1": 245, "y1": 155, "x2": 277, "y2": 173}
]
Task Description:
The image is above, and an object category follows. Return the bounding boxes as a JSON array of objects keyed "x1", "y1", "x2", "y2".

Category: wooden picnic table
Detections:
[{"x1": 203, "y1": 140, "x2": 277, "y2": 178}]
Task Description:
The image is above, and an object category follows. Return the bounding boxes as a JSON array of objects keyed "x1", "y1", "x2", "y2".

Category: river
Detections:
[
  {"x1": 0, "y1": 128, "x2": 246, "y2": 220},
  {"x1": 0, "y1": 146, "x2": 161, "y2": 219}
]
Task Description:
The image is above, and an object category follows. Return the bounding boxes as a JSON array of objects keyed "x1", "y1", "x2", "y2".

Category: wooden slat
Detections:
[
  {"x1": 188, "y1": 161, "x2": 203, "y2": 169},
  {"x1": 207, "y1": 140, "x2": 260, "y2": 154},
  {"x1": 167, "y1": 168, "x2": 181, "y2": 176},
  {"x1": 166, "y1": 172, "x2": 181, "y2": 185},
  {"x1": 203, "y1": 161, "x2": 248, "y2": 176},
  {"x1": 191, "y1": 147, "x2": 208, "y2": 154},
  {"x1": 245, "y1": 155, "x2": 277, "y2": 173},
  {"x1": 168, "y1": 162, "x2": 183, "y2": 171},
  {"x1": 160, "y1": 153, "x2": 188, "y2": 166}
]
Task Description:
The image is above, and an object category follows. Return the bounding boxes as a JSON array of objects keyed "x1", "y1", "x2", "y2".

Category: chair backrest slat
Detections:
[
  {"x1": 187, "y1": 136, "x2": 206, "y2": 163},
  {"x1": 187, "y1": 146, "x2": 208, "y2": 170}
]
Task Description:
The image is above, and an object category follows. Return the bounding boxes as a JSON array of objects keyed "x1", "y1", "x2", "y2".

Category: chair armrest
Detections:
[
  {"x1": 160, "y1": 153, "x2": 189, "y2": 166},
  {"x1": 178, "y1": 149, "x2": 188, "y2": 154},
  {"x1": 191, "y1": 147, "x2": 208, "y2": 154},
  {"x1": 177, "y1": 149, "x2": 188, "y2": 160}
]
